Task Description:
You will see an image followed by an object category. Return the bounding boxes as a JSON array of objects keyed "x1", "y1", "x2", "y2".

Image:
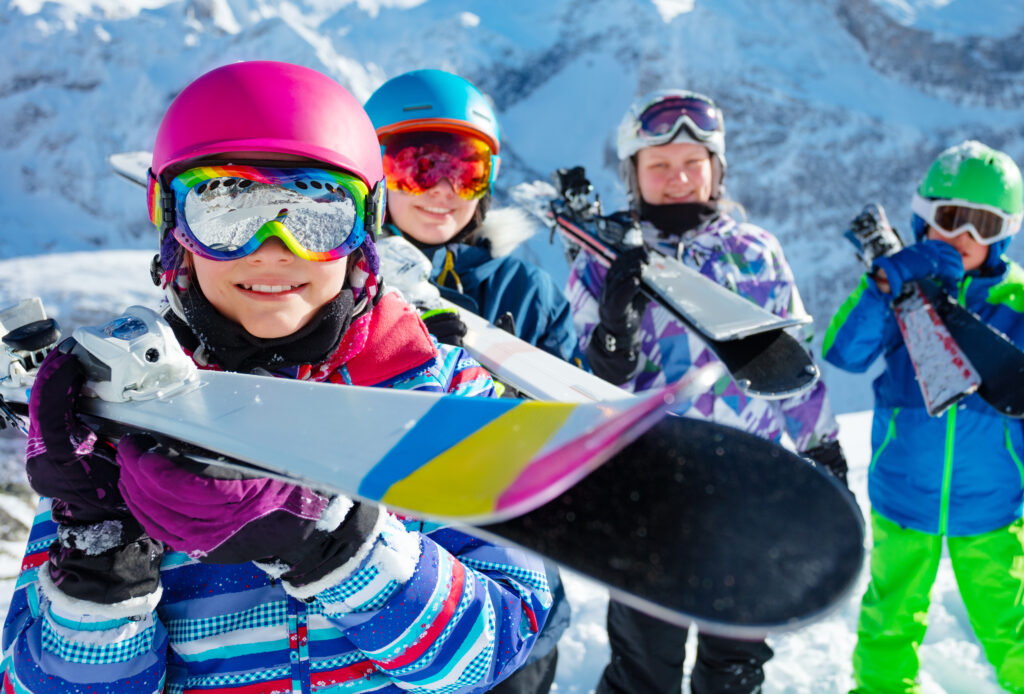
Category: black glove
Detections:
[
  {"x1": 586, "y1": 246, "x2": 649, "y2": 384},
  {"x1": 803, "y1": 440, "x2": 849, "y2": 487},
  {"x1": 422, "y1": 307, "x2": 468, "y2": 347}
]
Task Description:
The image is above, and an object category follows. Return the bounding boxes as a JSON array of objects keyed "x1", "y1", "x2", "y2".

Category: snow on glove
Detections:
[
  {"x1": 872, "y1": 240, "x2": 964, "y2": 297},
  {"x1": 26, "y1": 349, "x2": 163, "y2": 614},
  {"x1": 117, "y1": 435, "x2": 401, "y2": 597},
  {"x1": 421, "y1": 307, "x2": 468, "y2": 347}
]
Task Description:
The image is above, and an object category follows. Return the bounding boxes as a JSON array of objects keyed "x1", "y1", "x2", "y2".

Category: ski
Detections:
[
  {"x1": 109, "y1": 151, "x2": 152, "y2": 186},
  {"x1": 376, "y1": 234, "x2": 631, "y2": 402},
  {"x1": 0, "y1": 302, "x2": 712, "y2": 526},
  {"x1": 482, "y1": 414, "x2": 864, "y2": 636},
  {"x1": 513, "y1": 168, "x2": 819, "y2": 399},
  {"x1": 843, "y1": 203, "x2": 1024, "y2": 416}
]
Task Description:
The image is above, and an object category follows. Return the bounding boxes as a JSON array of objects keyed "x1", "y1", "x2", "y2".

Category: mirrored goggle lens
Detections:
[
  {"x1": 171, "y1": 166, "x2": 368, "y2": 261},
  {"x1": 638, "y1": 96, "x2": 721, "y2": 139},
  {"x1": 382, "y1": 131, "x2": 492, "y2": 200},
  {"x1": 932, "y1": 204, "x2": 1009, "y2": 242}
]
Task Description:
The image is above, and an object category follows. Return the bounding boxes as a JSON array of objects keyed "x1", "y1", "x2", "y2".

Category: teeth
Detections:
[
  {"x1": 242, "y1": 284, "x2": 297, "y2": 293},
  {"x1": 422, "y1": 206, "x2": 452, "y2": 214}
]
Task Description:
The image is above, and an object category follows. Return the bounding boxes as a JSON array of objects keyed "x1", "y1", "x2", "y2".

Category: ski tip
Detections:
[{"x1": 109, "y1": 151, "x2": 152, "y2": 188}]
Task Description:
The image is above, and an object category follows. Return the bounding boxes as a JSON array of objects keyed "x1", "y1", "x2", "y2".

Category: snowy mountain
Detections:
[{"x1": 3, "y1": 0, "x2": 1024, "y2": 412}]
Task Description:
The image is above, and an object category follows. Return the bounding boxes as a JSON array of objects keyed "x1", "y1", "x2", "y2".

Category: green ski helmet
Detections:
[{"x1": 911, "y1": 141, "x2": 1023, "y2": 266}]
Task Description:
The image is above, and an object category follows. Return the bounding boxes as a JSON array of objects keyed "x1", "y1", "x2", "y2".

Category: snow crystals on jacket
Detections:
[
  {"x1": 2, "y1": 293, "x2": 552, "y2": 694},
  {"x1": 566, "y1": 213, "x2": 840, "y2": 452}
]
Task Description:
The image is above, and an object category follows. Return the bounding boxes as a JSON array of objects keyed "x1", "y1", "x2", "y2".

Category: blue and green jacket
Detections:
[{"x1": 823, "y1": 260, "x2": 1024, "y2": 536}]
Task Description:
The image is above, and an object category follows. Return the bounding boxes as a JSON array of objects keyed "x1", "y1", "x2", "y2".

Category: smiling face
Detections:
[
  {"x1": 185, "y1": 151, "x2": 350, "y2": 339},
  {"x1": 190, "y1": 237, "x2": 348, "y2": 339},
  {"x1": 387, "y1": 179, "x2": 479, "y2": 245},
  {"x1": 635, "y1": 141, "x2": 713, "y2": 205}
]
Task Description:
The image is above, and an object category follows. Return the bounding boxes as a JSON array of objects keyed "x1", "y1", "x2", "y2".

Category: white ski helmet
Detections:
[{"x1": 617, "y1": 89, "x2": 727, "y2": 205}]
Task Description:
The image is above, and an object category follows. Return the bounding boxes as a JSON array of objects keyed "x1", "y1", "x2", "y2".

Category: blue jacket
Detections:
[
  {"x1": 823, "y1": 260, "x2": 1024, "y2": 536},
  {"x1": 414, "y1": 238, "x2": 583, "y2": 367}
]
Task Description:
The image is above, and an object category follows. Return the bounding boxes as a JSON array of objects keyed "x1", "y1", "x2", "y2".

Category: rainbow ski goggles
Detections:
[
  {"x1": 912, "y1": 193, "x2": 1023, "y2": 246},
  {"x1": 381, "y1": 131, "x2": 494, "y2": 200},
  {"x1": 148, "y1": 165, "x2": 380, "y2": 261}
]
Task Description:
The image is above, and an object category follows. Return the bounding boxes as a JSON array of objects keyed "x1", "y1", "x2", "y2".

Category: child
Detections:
[
  {"x1": 824, "y1": 140, "x2": 1024, "y2": 693},
  {"x1": 364, "y1": 69, "x2": 582, "y2": 365},
  {"x1": 364, "y1": 68, "x2": 573, "y2": 694},
  {"x1": 565, "y1": 89, "x2": 847, "y2": 694},
  {"x1": 1, "y1": 61, "x2": 551, "y2": 694}
]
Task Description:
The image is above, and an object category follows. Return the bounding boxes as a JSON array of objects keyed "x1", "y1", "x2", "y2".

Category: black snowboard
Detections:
[{"x1": 479, "y1": 415, "x2": 865, "y2": 638}]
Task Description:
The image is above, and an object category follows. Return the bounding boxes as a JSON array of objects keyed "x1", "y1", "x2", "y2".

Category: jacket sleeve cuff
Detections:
[{"x1": 270, "y1": 512, "x2": 421, "y2": 609}]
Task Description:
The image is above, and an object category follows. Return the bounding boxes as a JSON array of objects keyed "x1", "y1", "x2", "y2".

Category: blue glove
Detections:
[{"x1": 872, "y1": 240, "x2": 964, "y2": 297}]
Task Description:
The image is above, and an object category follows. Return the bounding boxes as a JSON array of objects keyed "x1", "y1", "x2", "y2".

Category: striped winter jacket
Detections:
[
  {"x1": 566, "y1": 213, "x2": 840, "y2": 452},
  {"x1": 823, "y1": 261, "x2": 1024, "y2": 536},
  {"x1": 1, "y1": 293, "x2": 551, "y2": 693}
]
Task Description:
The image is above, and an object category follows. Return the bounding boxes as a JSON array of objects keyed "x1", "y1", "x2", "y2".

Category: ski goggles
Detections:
[
  {"x1": 911, "y1": 193, "x2": 1023, "y2": 246},
  {"x1": 636, "y1": 94, "x2": 722, "y2": 145},
  {"x1": 150, "y1": 165, "x2": 374, "y2": 262},
  {"x1": 381, "y1": 131, "x2": 494, "y2": 200}
]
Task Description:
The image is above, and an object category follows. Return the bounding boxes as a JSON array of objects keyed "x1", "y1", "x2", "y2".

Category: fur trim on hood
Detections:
[{"x1": 472, "y1": 206, "x2": 538, "y2": 258}]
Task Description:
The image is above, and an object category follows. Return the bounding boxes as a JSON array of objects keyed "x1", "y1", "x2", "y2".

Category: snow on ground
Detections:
[{"x1": 0, "y1": 251, "x2": 1007, "y2": 692}]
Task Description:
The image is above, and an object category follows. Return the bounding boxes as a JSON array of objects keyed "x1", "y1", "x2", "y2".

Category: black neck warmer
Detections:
[
  {"x1": 639, "y1": 200, "x2": 720, "y2": 238},
  {"x1": 169, "y1": 281, "x2": 355, "y2": 373}
]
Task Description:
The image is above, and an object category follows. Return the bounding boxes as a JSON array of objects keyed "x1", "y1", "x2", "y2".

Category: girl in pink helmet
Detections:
[{"x1": 2, "y1": 62, "x2": 551, "y2": 694}]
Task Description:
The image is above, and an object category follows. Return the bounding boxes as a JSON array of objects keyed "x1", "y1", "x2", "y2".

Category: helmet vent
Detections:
[{"x1": 402, "y1": 104, "x2": 433, "y2": 112}]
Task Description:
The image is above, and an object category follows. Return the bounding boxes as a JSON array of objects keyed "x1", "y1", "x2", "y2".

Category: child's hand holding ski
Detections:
[
  {"x1": 872, "y1": 239, "x2": 964, "y2": 296},
  {"x1": 26, "y1": 348, "x2": 163, "y2": 614},
  {"x1": 117, "y1": 436, "x2": 411, "y2": 600}
]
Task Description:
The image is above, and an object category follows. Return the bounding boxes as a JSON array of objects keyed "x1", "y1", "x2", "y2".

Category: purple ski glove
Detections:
[
  {"x1": 27, "y1": 349, "x2": 163, "y2": 612},
  {"x1": 872, "y1": 240, "x2": 964, "y2": 297},
  {"x1": 117, "y1": 435, "x2": 383, "y2": 591},
  {"x1": 26, "y1": 349, "x2": 129, "y2": 525}
]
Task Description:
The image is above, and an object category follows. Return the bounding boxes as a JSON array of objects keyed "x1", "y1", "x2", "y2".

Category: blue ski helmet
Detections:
[{"x1": 365, "y1": 69, "x2": 501, "y2": 188}]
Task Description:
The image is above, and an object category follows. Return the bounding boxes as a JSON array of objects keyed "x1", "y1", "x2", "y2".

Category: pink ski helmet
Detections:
[
  {"x1": 152, "y1": 61, "x2": 383, "y2": 187},
  {"x1": 149, "y1": 61, "x2": 386, "y2": 280}
]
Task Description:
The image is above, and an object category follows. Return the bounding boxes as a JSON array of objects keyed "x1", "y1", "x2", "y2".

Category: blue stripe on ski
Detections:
[{"x1": 359, "y1": 396, "x2": 521, "y2": 500}]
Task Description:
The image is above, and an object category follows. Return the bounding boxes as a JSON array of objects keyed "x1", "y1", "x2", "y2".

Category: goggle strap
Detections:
[{"x1": 159, "y1": 175, "x2": 177, "y2": 242}]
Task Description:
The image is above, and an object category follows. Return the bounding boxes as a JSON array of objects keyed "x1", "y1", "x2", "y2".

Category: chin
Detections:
[{"x1": 242, "y1": 316, "x2": 308, "y2": 340}]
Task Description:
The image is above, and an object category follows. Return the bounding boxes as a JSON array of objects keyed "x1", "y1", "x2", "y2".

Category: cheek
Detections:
[
  {"x1": 454, "y1": 197, "x2": 478, "y2": 226},
  {"x1": 387, "y1": 191, "x2": 415, "y2": 227},
  {"x1": 312, "y1": 258, "x2": 349, "y2": 296},
  {"x1": 191, "y1": 256, "x2": 226, "y2": 293},
  {"x1": 636, "y1": 169, "x2": 663, "y2": 201}
]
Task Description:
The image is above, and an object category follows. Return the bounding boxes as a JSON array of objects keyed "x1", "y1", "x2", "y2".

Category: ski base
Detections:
[
  {"x1": 481, "y1": 415, "x2": 865, "y2": 637},
  {"x1": 892, "y1": 283, "x2": 980, "y2": 416}
]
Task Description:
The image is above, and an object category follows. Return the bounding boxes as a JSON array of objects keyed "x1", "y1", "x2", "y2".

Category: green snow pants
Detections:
[{"x1": 851, "y1": 511, "x2": 1024, "y2": 693}]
